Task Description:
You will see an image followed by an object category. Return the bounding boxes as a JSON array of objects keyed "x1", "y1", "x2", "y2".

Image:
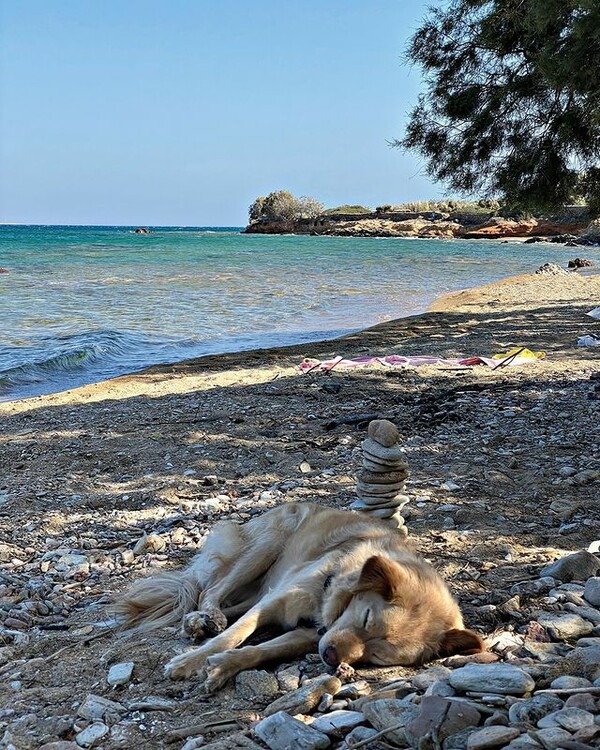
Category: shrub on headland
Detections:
[
  {"x1": 322, "y1": 205, "x2": 372, "y2": 215},
  {"x1": 249, "y1": 191, "x2": 324, "y2": 224}
]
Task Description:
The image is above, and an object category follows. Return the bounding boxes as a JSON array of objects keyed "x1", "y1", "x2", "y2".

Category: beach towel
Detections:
[{"x1": 299, "y1": 348, "x2": 545, "y2": 373}]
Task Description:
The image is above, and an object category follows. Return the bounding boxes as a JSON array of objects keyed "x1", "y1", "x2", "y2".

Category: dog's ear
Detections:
[
  {"x1": 356, "y1": 556, "x2": 404, "y2": 601},
  {"x1": 437, "y1": 628, "x2": 484, "y2": 657}
]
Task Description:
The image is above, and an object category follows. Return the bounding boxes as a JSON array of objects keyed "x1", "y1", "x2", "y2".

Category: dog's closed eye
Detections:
[
  {"x1": 362, "y1": 609, "x2": 371, "y2": 629},
  {"x1": 317, "y1": 626, "x2": 327, "y2": 636}
]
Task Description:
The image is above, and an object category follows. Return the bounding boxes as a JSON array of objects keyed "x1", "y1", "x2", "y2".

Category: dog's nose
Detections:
[{"x1": 322, "y1": 645, "x2": 339, "y2": 667}]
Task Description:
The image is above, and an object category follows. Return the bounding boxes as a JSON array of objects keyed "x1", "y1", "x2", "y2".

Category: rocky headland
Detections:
[{"x1": 244, "y1": 208, "x2": 600, "y2": 243}]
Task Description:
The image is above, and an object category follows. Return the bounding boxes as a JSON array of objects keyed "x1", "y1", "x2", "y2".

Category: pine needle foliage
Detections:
[{"x1": 398, "y1": 1, "x2": 600, "y2": 213}]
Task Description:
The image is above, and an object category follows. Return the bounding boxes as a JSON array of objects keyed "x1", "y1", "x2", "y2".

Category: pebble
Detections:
[
  {"x1": 234, "y1": 669, "x2": 279, "y2": 701},
  {"x1": 554, "y1": 706, "x2": 595, "y2": 731},
  {"x1": 533, "y1": 726, "x2": 573, "y2": 749},
  {"x1": 309, "y1": 710, "x2": 366, "y2": 735},
  {"x1": 550, "y1": 676, "x2": 592, "y2": 689},
  {"x1": 75, "y1": 721, "x2": 109, "y2": 748},
  {"x1": 405, "y1": 695, "x2": 481, "y2": 744},
  {"x1": 466, "y1": 726, "x2": 521, "y2": 750},
  {"x1": 510, "y1": 578, "x2": 555, "y2": 596},
  {"x1": 264, "y1": 675, "x2": 342, "y2": 717},
  {"x1": 77, "y1": 694, "x2": 125, "y2": 721},
  {"x1": 107, "y1": 661, "x2": 134, "y2": 686},
  {"x1": 254, "y1": 711, "x2": 331, "y2": 750},
  {"x1": 584, "y1": 577, "x2": 600, "y2": 607},
  {"x1": 448, "y1": 664, "x2": 535, "y2": 695},
  {"x1": 411, "y1": 666, "x2": 452, "y2": 690},
  {"x1": 360, "y1": 698, "x2": 419, "y2": 745},
  {"x1": 537, "y1": 612, "x2": 594, "y2": 640},
  {"x1": 508, "y1": 694, "x2": 564, "y2": 725}
]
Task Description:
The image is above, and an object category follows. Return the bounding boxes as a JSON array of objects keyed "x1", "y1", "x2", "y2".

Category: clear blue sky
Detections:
[{"x1": 1, "y1": 0, "x2": 444, "y2": 226}]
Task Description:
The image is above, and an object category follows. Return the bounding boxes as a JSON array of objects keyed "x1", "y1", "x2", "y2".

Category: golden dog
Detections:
[{"x1": 116, "y1": 503, "x2": 483, "y2": 691}]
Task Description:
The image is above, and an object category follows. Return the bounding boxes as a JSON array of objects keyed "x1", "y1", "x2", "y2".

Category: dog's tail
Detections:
[{"x1": 112, "y1": 570, "x2": 199, "y2": 632}]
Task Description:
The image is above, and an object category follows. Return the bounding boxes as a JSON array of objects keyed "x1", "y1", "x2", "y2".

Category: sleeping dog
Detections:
[{"x1": 115, "y1": 502, "x2": 483, "y2": 691}]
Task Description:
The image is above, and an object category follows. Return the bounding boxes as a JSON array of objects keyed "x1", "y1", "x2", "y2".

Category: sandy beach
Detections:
[{"x1": 1, "y1": 271, "x2": 600, "y2": 749}]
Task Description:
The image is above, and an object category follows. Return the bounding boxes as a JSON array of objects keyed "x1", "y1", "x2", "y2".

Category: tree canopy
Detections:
[
  {"x1": 249, "y1": 191, "x2": 324, "y2": 223},
  {"x1": 398, "y1": 0, "x2": 600, "y2": 212}
]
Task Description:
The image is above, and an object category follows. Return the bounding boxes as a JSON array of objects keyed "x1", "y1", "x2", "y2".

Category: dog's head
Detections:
[{"x1": 318, "y1": 555, "x2": 483, "y2": 668}]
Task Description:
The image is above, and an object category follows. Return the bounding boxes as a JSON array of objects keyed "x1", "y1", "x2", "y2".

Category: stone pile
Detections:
[{"x1": 350, "y1": 419, "x2": 410, "y2": 533}]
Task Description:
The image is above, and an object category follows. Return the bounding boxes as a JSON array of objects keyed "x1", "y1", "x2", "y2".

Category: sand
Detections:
[{"x1": 1, "y1": 271, "x2": 599, "y2": 748}]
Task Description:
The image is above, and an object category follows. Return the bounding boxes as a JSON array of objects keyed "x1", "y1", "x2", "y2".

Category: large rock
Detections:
[
  {"x1": 405, "y1": 696, "x2": 481, "y2": 746},
  {"x1": 254, "y1": 712, "x2": 331, "y2": 750},
  {"x1": 540, "y1": 551, "x2": 600, "y2": 582},
  {"x1": 361, "y1": 699, "x2": 419, "y2": 745},
  {"x1": 448, "y1": 664, "x2": 535, "y2": 695},
  {"x1": 508, "y1": 693, "x2": 564, "y2": 725},
  {"x1": 466, "y1": 726, "x2": 521, "y2": 750},
  {"x1": 584, "y1": 576, "x2": 600, "y2": 607},
  {"x1": 537, "y1": 612, "x2": 594, "y2": 640}
]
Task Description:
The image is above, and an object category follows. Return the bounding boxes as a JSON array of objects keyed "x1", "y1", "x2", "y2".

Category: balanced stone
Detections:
[
  {"x1": 366, "y1": 506, "x2": 399, "y2": 519},
  {"x1": 356, "y1": 481, "x2": 407, "y2": 495},
  {"x1": 362, "y1": 457, "x2": 400, "y2": 472},
  {"x1": 368, "y1": 419, "x2": 400, "y2": 447},
  {"x1": 362, "y1": 437, "x2": 407, "y2": 462},
  {"x1": 356, "y1": 482, "x2": 404, "y2": 497},
  {"x1": 350, "y1": 499, "x2": 403, "y2": 511},
  {"x1": 359, "y1": 469, "x2": 408, "y2": 485}
]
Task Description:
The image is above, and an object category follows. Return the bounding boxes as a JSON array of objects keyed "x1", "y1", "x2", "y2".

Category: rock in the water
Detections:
[
  {"x1": 309, "y1": 710, "x2": 366, "y2": 735},
  {"x1": 537, "y1": 612, "x2": 593, "y2": 640},
  {"x1": 368, "y1": 419, "x2": 400, "y2": 447},
  {"x1": 107, "y1": 661, "x2": 134, "y2": 686},
  {"x1": 264, "y1": 675, "x2": 341, "y2": 716},
  {"x1": 466, "y1": 726, "x2": 521, "y2": 750},
  {"x1": 540, "y1": 551, "x2": 600, "y2": 582},
  {"x1": 448, "y1": 664, "x2": 535, "y2": 695},
  {"x1": 584, "y1": 576, "x2": 600, "y2": 607},
  {"x1": 254, "y1": 711, "x2": 331, "y2": 750}
]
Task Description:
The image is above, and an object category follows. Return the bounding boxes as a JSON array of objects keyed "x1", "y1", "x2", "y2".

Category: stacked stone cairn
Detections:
[{"x1": 350, "y1": 419, "x2": 410, "y2": 534}]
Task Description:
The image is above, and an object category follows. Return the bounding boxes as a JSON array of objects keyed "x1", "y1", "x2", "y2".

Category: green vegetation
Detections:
[
  {"x1": 249, "y1": 191, "x2": 324, "y2": 223},
  {"x1": 322, "y1": 205, "x2": 372, "y2": 215},
  {"x1": 377, "y1": 200, "x2": 499, "y2": 214},
  {"x1": 397, "y1": 1, "x2": 600, "y2": 213}
]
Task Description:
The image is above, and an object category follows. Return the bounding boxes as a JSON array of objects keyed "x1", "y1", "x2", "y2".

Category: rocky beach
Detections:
[{"x1": 1, "y1": 269, "x2": 600, "y2": 750}]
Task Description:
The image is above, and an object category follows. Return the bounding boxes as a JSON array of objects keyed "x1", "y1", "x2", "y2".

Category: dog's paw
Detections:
[
  {"x1": 183, "y1": 608, "x2": 227, "y2": 639},
  {"x1": 202, "y1": 652, "x2": 241, "y2": 693},
  {"x1": 164, "y1": 649, "x2": 208, "y2": 680}
]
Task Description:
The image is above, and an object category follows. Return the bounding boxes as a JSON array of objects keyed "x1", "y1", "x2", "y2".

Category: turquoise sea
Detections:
[{"x1": 1, "y1": 225, "x2": 597, "y2": 401}]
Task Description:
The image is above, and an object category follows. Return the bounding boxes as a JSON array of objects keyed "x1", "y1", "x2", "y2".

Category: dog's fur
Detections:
[{"x1": 115, "y1": 503, "x2": 483, "y2": 691}]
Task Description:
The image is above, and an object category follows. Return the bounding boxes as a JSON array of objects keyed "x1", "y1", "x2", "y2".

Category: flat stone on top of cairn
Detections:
[{"x1": 352, "y1": 419, "x2": 409, "y2": 535}]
